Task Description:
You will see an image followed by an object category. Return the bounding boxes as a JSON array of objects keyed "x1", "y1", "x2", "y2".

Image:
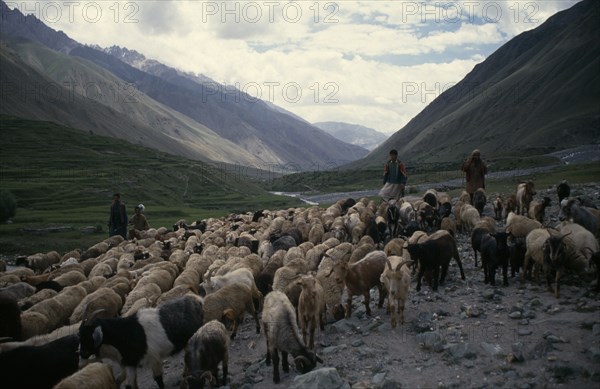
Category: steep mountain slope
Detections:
[
  {"x1": 0, "y1": 0, "x2": 367, "y2": 169},
  {"x1": 355, "y1": 0, "x2": 600, "y2": 167},
  {"x1": 88, "y1": 46, "x2": 369, "y2": 168},
  {"x1": 314, "y1": 122, "x2": 388, "y2": 151},
  {"x1": 0, "y1": 38, "x2": 263, "y2": 165}
]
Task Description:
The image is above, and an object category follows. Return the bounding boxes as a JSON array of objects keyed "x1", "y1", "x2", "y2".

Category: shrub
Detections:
[{"x1": 0, "y1": 190, "x2": 17, "y2": 223}]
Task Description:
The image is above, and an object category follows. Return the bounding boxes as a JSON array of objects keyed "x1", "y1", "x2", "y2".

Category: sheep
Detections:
[
  {"x1": 505, "y1": 194, "x2": 517, "y2": 219},
  {"x1": 458, "y1": 190, "x2": 471, "y2": 204},
  {"x1": 380, "y1": 256, "x2": 413, "y2": 328},
  {"x1": 0, "y1": 334, "x2": 80, "y2": 388},
  {"x1": 297, "y1": 273, "x2": 326, "y2": 349},
  {"x1": 121, "y1": 283, "x2": 162, "y2": 315},
  {"x1": 255, "y1": 254, "x2": 284, "y2": 297},
  {"x1": 155, "y1": 285, "x2": 197, "y2": 306},
  {"x1": 505, "y1": 212, "x2": 542, "y2": 239},
  {"x1": 81, "y1": 242, "x2": 110, "y2": 260},
  {"x1": 559, "y1": 199, "x2": 599, "y2": 236},
  {"x1": 423, "y1": 189, "x2": 438, "y2": 208},
  {"x1": 417, "y1": 202, "x2": 437, "y2": 232},
  {"x1": 21, "y1": 251, "x2": 61, "y2": 273},
  {"x1": 18, "y1": 288, "x2": 58, "y2": 311},
  {"x1": 437, "y1": 193, "x2": 452, "y2": 219},
  {"x1": 134, "y1": 268, "x2": 175, "y2": 294},
  {"x1": 316, "y1": 256, "x2": 346, "y2": 321},
  {"x1": 343, "y1": 250, "x2": 387, "y2": 318},
  {"x1": 88, "y1": 262, "x2": 114, "y2": 279},
  {"x1": 53, "y1": 361, "x2": 120, "y2": 389},
  {"x1": 21, "y1": 285, "x2": 87, "y2": 339},
  {"x1": 406, "y1": 230, "x2": 466, "y2": 291},
  {"x1": 70, "y1": 287, "x2": 123, "y2": 324},
  {"x1": 493, "y1": 195, "x2": 503, "y2": 220},
  {"x1": 516, "y1": 181, "x2": 536, "y2": 216},
  {"x1": 79, "y1": 294, "x2": 204, "y2": 389},
  {"x1": 522, "y1": 228, "x2": 551, "y2": 283},
  {"x1": 472, "y1": 188, "x2": 487, "y2": 216},
  {"x1": 460, "y1": 204, "x2": 481, "y2": 234},
  {"x1": 556, "y1": 180, "x2": 570, "y2": 204},
  {"x1": 0, "y1": 281, "x2": 36, "y2": 301},
  {"x1": 182, "y1": 320, "x2": 230, "y2": 389},
  {"x1": 201, "y1": 266, "x2": 253, "y2": 294},
  {"x1": 528, "y1": 197, "x2": 552, "y2": 223},
  {"x1": 203, "y1": 283, "x2": 260, "y2": 339},
  {"x1": 52, "y1": 270, "x2": 87, "y2": 287},
  {"x1": 262, "y1": 291, "x2": 323, "y2": 383},
  {"x1": 556, "y1": 221, "x2": 600, "y2": 261},
  {"x1": 440, "y1": 217, "x2": 457, "y2": 237},
  {"x1": 452, "y1": 200, "x2": 465, "y2": 232},
  {"x1": 541, "y1": 232, "x2": 573, "y2": 298}
]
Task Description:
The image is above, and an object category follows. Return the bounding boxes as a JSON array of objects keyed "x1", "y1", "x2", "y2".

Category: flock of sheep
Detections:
[{"x1": 0, "y1": 179, "x2": 599, "y2": 389}]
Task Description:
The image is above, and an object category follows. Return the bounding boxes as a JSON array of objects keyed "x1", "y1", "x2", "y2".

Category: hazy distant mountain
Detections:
[
  {"x1": 0, "y1": 1, "x2": 368, "y2": 169},
  {"x1": 314, "y1": 122, "x2": 388, "y2": 151},
  {"x1": 353, "y1": 0, "x2": 600, "y2": 168}
]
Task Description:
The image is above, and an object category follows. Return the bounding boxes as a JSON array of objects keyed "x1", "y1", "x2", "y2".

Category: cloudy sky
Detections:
[{"x1": 9, "y1": 0, "x2": 580, "y2": 134}]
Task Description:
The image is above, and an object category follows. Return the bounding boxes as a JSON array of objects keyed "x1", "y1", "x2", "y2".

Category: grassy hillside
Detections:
[{"x1": 0, "y1": 116, "x2": 303, "y2": 256}]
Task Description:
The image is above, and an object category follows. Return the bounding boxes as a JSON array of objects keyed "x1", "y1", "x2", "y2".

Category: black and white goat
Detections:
[{"x1": 78, "y1": 295, "x2": 204, "y2": 389}]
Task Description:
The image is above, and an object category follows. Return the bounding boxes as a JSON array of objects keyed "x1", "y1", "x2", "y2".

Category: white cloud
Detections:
[{"x1": 7, "y1": 0, "x2": 582, "y2": 134}]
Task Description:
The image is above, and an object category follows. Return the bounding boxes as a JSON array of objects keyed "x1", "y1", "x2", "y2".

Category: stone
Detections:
[
  {"x1": 509, "y1": 311, "x2": 522, "y2": 319},
  {"x1": 330, "y1": 319, "x2": 358, "y2": 334},
  {"x1": 592, "y1": 323, "x2": 600, "y2": 337},
  {"x1": 322, "y1": 345, "x2": 348, "y2": 356},
  {"x1": 445, "y1": 342, "x2": 478, "y2": 361},
  {"x1": 482, "y1": 289, "x2": 495, "y2": 300},
  {"x1": 417, "y1": 331, "x2": 446, "y2": 353},
  {"x1": 589, "y1": 347, "x2": 600, "y2": 362},
  {"x1": 289, "y1": 368, "x2": 351, "y2": 389},
  {"x1": 480, "y1": 342, "x2": 504, "y2": 358},
  {"x1": 517, "y1": 328, "x2": 532, "y2": 336},
  {"x1": 352, "y1": 339, "x2": 364, "y2": 347}
]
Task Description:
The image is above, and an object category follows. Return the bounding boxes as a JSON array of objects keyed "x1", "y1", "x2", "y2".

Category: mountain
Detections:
[
  {"x1": 353, "y1": 0, "x2": 600, "y2": 168},
  {"x1": 97, "y1": 46, "x2": 369, "y2": 168},
  {"x1": 0, "y1": 37, "x2": 263, "y2": 165},
  {"x1": 313, "y1": 122, "x2": 389, "y2": 151},
  {"x1": 0, "y1": 1, "x2": 368, "y2": 170}
]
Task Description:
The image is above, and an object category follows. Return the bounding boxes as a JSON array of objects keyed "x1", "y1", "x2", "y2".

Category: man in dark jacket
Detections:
[{"x1": 108, "y1": 193, "x2": 127, "y2": 239}]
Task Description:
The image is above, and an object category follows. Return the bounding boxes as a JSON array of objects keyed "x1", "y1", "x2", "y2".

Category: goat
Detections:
[
  {"x1": 262, "y1": 291, "x2": 322, "y2": 383},
  {"x1": 406, "y1": 231, "x2": 465, "y2": 291},
  {"x1": 516, "y1": 181, "x2": 536, "y2": 216},
  {"x1": 79, "y1": 295, "x2": 204, "y2": 389}
]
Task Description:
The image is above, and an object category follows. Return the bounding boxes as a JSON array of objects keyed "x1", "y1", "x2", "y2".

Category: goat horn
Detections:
[
  {"x1": 294, "y1": 355, "x2": 311, "y2": 368},
  {"x1": 84, "y1": 308, "x2": 107, "y2": 324},
  {"x1": 385, "y1": 258, "x2": 393, "y2": 270},
  {"x1": 395, "y1": 260, "x2": 414, "y2": 271}
]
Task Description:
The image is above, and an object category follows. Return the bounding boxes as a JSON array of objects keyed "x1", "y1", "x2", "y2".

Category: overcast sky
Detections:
[{"x1": 9, "y1": 0, "x2": 580, "y2": 134}]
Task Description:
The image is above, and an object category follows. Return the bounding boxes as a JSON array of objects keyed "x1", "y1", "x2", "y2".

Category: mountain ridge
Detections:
[{"x1": 351, "y1": 0, "x2": 600, "y2": 168}]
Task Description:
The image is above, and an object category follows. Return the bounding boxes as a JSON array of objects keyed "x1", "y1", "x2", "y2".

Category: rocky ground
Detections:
[{"x1": 136, "y1": 183, "x2": 600, "y2": 389}]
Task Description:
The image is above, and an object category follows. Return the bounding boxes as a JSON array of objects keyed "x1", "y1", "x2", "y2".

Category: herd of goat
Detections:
[{"x1": 0, "y1": 179, "x2": 599, "y2": 389}]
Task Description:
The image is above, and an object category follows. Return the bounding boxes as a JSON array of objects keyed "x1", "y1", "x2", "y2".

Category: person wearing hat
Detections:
[
  {"x1": 461, "y1": 149, "x2": 488, "y2": 204},
  {"x1": 128, "y1": 204, "x2": 150, "y2": 240},
  {"x1": 379, "y1": 149, "x2": 408, "y2": 202}
]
